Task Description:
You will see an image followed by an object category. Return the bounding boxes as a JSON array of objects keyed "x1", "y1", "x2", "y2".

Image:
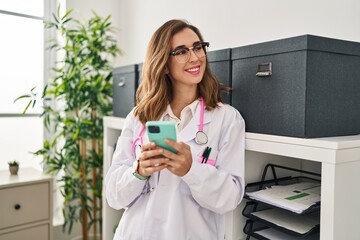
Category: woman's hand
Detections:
[
  {"x1": 137, "y1": 142, "x2": 169, "y2": 177},
  {"x1": 161, "y1": 139, "x2": 193, "y2": 177},
  {"x1": 137, "y1": 140, "x2": 193, "y2": 177}
]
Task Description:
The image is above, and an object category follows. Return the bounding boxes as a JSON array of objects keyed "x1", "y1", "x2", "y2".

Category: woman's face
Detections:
[{"x1": 166, "y1": 28, "x2": 206, "y2": 91}]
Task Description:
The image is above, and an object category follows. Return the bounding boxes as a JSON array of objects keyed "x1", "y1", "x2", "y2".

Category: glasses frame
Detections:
[{"x1": 169, "y1": 42, "x2": 210, "y2": 63}]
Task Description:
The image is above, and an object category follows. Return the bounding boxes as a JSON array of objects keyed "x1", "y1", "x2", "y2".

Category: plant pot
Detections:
[{"x1": 9, "y1": 166, "x2": 19, "y2": 175}]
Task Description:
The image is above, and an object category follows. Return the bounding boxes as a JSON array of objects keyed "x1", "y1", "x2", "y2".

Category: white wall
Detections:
[
  {"x1": 68, "y1": 0, "x2": 360, "y2": 67},
  {"x1": 66, "y1": 0, "x2": 122, "y2": 66}
]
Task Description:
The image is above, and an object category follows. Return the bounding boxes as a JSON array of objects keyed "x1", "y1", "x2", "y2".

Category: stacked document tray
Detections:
[
  {"x1": 243, "y1": 164, "x2": 321, "y2": 240},
  {"x1": 243, "y1": 220, "x2": 320, "y2": 240}
]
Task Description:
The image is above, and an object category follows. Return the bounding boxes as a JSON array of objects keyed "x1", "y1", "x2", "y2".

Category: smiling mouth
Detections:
[{"x1": 185, "y1": 66, "x2": 200, "y2": 74}]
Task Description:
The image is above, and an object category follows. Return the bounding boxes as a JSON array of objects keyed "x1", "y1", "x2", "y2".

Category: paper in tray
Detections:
[
  {"x1": 246, "y1": 182, "x2": 321, "y2": 214},
  {"x1": 243, "y1": 201, "x2": 320, "y2": 238},
  {"x1": 255, "y1": 228, "x2": 320, "y2": 240},
  {"x1": 251, "y1": 208, "x2": 319, "y2": 234}
]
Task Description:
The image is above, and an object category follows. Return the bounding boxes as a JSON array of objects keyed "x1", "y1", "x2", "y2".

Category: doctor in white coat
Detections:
[{"x1": 105, "y1": 19, "x2": 245, "y2": 240}]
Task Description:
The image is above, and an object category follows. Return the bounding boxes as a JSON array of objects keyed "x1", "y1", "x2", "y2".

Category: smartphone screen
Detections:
[{"x1": 146, "y1": 121, "x2": 177, "y2": 153}]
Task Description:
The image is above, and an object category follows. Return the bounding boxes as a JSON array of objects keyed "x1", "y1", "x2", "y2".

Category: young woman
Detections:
[{"x1": 105, "y1": 19, "x2": 245, "y2": 240}]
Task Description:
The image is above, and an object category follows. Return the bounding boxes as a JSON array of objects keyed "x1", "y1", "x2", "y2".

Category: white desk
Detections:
[
  {"x1": 0, "y1": 168, "x2": 53, "y2": 240},
  {"x1": 103, "y1": 116, "x2": 360, "y2": 240}
]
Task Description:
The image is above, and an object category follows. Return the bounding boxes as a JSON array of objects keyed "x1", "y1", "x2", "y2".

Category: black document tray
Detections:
[
  {"x1": 244, "y1": 219, "x2": 320, "y2": 240},
  {"x1": 244, "y1": 164, "x2": 321, "y2": 215},
  {"x1": 243, "y1": 201, "x2": 320, "y2": 238}
]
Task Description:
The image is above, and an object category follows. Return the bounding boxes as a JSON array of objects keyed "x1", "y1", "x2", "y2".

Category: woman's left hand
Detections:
[{"x1": 160, "y1": 139, "x2": 192, "y2": 177}]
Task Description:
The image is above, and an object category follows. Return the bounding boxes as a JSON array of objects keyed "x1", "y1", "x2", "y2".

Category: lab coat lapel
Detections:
[{"x1": 178, "y1": 106, "x2": 212, "y2": 143}]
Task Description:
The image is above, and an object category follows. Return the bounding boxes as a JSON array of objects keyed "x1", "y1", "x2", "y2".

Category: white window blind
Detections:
[{"x1": 0, "y1": 2, "x2": 44, "y2": 170}]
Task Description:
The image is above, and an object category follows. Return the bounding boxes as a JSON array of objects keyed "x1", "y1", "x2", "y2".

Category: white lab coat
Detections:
[{"x1": 105, "y1": 102, "x2": 245, "y2": 240}]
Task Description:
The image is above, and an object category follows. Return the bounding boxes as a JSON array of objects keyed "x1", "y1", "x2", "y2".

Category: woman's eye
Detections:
[
  {"x1": 175, "y1": 49, "x2": 188, "y2": 56},
  {"x1": 194, "y1": 44, "x2": 203, "y2": 52}
]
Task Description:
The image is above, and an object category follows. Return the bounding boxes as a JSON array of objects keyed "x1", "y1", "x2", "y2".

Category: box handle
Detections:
[
  {"x1": 256, "y1": 62, "x2": 272, "y2": 77},
  {"x1": 117, "y1": 77, "x2": 126, "y2": 87}
]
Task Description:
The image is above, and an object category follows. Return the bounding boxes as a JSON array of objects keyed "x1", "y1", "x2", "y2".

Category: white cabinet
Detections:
[
  {"x1": 102, "y1": 116, "x2": 360, "y2": 240},
  {"x1": 102, "y1": 116, "x2": 126, "y2": 240},
  {"x1": 239, "y1": 133, "x2": 360, "y2": 240},
  {"x1": 0, "y1": 168, "x2": 53, "y2": 240}
]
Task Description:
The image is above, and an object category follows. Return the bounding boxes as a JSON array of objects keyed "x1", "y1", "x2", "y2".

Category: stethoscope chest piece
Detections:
[{"x1": 195, "y1": 131, "x2": 208, "y2": 145}]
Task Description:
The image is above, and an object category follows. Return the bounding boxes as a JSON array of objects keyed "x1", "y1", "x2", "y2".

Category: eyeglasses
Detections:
[{"x1": 169, "y1": 42, "x2": 209, "y2": 63}]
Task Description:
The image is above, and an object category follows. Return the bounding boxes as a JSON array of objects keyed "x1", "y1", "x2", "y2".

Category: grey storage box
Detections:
[
  {"x1": 231, "y1": 34, "x2": 360, "y2": 138},
  {"x1": 208, "y1": 49, "x2": 232, "y2": 105},
  {"x1": 138, "y1": 62, "x2": 143, "y2": 84},
  {"x1": 113, "y1": 64, "x2": 139, "y2": 117}
]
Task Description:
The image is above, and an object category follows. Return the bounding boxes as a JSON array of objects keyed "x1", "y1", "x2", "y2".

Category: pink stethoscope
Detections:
[{"x1": 131, "y1": 97, "x2": 208, "y2": 157}]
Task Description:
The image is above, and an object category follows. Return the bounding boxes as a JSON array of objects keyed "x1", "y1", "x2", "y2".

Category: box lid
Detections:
[
  {"x1": 207, "y1": 48, "x2": 231, "y2": 62},
  {"x1": 231, "y1": 35, "x2": 360, "y2": 60},
  {"x1": 113, "y1": 64, "x2": 138, "y2": 74}
]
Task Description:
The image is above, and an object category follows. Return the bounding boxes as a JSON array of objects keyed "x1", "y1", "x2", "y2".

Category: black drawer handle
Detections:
[{"x1": 14, "y1": 204, "x2": 21, "y2": 210}]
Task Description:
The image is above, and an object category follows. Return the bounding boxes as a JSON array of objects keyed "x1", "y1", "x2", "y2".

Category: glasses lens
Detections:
[
  {"x1": 193, "y1": 43, "x2": 207, "y2": 59},
  {"x1": 174, "y1": 48, "x2": 190, "y2": 63}
]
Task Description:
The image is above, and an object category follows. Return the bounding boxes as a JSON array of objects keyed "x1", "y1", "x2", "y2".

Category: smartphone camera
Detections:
[{"x1": 148, "y1": 125, "x2": 160, "y2": 133}]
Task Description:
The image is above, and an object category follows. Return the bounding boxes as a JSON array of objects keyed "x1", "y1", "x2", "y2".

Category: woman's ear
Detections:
[{"x1": 164, "y1": 65, "x2": 169, "y2": 74}]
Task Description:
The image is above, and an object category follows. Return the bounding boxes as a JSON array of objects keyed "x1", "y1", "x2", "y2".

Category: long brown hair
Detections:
[{"x1": 134, "y1": 19, "x2": 223, "y2": 125}]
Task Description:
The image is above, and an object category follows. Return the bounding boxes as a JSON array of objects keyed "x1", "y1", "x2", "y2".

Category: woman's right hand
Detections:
[{"x1": 137, "y1": 142, "x2": 170, "y2": 177}]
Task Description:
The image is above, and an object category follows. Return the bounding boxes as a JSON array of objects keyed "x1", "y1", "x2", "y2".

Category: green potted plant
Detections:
[
  {"x1": 8, "y1": 160, "x2": 19, "y2": 175},
  {"x1": 15, "y1": 7, "x2": 120, "y2": 240}
]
